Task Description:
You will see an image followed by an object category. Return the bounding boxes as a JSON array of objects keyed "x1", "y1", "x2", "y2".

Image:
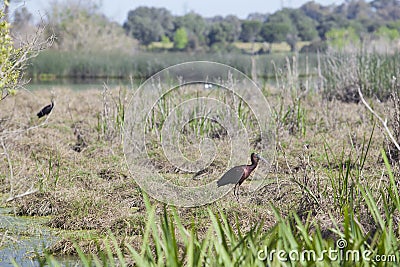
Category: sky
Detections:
[{"x1": 9, "y1": 0, "x2": 346, "y2": 24}]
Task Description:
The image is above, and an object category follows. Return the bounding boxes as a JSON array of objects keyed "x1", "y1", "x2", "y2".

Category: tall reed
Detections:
[
  {"x1": 28, "y1": 50, "x2": 319, "y2": 81},
  {"x1": 323, "y1": 51, "x2": 400, "y2": 101}
]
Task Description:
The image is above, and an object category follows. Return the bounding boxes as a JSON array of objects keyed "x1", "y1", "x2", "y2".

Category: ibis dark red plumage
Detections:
[{"x1": 217, "y1": 153, "x2": 260, "y2": 200}]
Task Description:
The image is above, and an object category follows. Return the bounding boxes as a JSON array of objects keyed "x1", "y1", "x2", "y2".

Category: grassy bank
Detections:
[
  {"x1": 27, "y1": 50, "x2": 319, "y2": 81},
  {"x1": 1, "y1": 72, "x2": 399, "y2": 265},
  {"x1": 28, "y1": 49, "x2": 400, "y2": 101}
]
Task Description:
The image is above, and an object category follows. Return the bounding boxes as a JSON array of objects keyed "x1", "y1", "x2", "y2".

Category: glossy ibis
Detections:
[
  {"x1": 217, "y1": 153, "x2": 260, "y2": 200},
  {"x1": 37, "y1": 99, "x2": 54, "y2": 118}
]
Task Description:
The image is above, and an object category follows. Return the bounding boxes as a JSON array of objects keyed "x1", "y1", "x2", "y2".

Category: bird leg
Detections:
[{"x1": 234, "y1": 183, "x2": 240, "y2": 202}]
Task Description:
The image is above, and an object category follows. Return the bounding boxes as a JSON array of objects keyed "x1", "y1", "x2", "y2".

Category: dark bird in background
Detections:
[
  {"x1": 217, "y1": 153, "x2": 260, "y2": 200},
  {"x1": 37, "y1": 99, "x2": 54, "y2": 118}
]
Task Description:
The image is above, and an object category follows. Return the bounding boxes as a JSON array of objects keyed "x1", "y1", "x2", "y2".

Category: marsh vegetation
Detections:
[
  {"x1": 2, "y1": 0, "x2": 400, "y2": 265},
  {"x1": 1, "y1": 50, "x2": 400, "y2": 265}
]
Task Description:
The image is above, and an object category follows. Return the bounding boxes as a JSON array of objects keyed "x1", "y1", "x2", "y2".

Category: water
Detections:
[
  {"x1": 0, "y1": 208, "x2": 63, "y2": 266},
  {"x1": 25, "y1": 78, "x2": 138, "y2": 91}
]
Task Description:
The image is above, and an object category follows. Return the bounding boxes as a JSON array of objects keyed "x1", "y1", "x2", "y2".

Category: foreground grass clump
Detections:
[
  {"x1": 0, "y1": 79, "x2": 399, "y2": 266},
  {"x1": 42, "y1": 178, "x2": 400, "y2": 267}
]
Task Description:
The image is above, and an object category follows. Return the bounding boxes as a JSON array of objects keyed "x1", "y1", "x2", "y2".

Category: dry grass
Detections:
[
  {"x1": 234, "y1": 41, "x2": 311, "y2": 53},
  {"x1": 0, "y1": 84, "x2": 394, "y2": 256}
]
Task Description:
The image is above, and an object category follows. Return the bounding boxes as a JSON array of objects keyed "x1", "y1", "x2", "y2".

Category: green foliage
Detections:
[
  {"x1": 290, "y1": 9, "x2": 318, "y2": 41},
  {"x1": 207, "y1": 22, "x2": 230, "y2": 46},
  {"x1": 173, "y1": 27, "x2": 188, "y2": 50},
  {"x1": 123, "y1": 6, "x2": 174, "y2": 45},
  {"x1": 207, "y1": 18, "x2": 242, "y2": 46},
  {"x1": 376, "y1": 26, "x2": 400, "y2": 41},
  {"x1": 261, "y1": 21, "x2": 293, "y2": 43},
  {"x1": 326, "y1": 27, "x2": 360, "y2": 50},
  {"x1": 0, "y1": 9, "x2": 21, "y2": 98},
  {"x1": 26, "y1": 1, "x2": 400, "y2": 54},
  {"x1": 388, "y1": 20, "x2": 400, "y2": 32},
  {"x1": 239, "y1": 20, "x2": 262, "y2": 42},
  {"x1": 160, "y1": 35, "x2": 171, "y2": 46},
  {"x1": 223, "y1": 15, "x2": 242, "y2": 42},
  {"x1": 15, "y1": 1, "x2": 400, "y2": 54},
  {"x1": 261, "y1": 8, "x2": 318, "y2": 44},
  {"x1": 256, "y1": 12, "x2": 305, "y2": 52},
  {"x1": 174, "y1": 13, "x2": 207, "y2": 48},
  {"x1": 119, "y1": 1, "x2": 400, "y2": 48}
]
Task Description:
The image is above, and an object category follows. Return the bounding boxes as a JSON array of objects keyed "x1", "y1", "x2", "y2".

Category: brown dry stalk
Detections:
[
  {"x1": 1, "y1": 138, "x2": 14, "y2": 196},
  {"x1": 6, "y1": 186, "x2": 38, "y2": 202},
  {"x1": 358, "y1": 86, "x2": 400, "y2": 152}
]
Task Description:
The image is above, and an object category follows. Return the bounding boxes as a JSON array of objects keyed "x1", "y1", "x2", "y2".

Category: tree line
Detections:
[
  {"x1": 9, "y1": 0, "x2": 400, "y2": 54},
  {"x1": 123, "y1": 0, "x2": 400, "y2": 52}
]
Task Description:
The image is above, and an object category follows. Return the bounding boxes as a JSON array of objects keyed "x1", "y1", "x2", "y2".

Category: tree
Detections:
[
  {"x1": 289, "y1": 9, "x2": 318, "y2": 41},
  {"x1": 325, "y1": 27, "x2": 360, "y2": 50},
  {"x1": 174, "y1": 12, "x2": 206, "y2": 34},
  {"x1": 376, "y1": 25, "x2": 400, "y2": 40},
  {"x1": 239, "y1": 20, "x2": 262, "y2": 42},
  {"x1": 4, "y1": 0, "x2": 9, "y2": 21},
  {"x1": 261, "y1": 10, "x2": 295, "y2": 43},
  {"x1": 207, "y1": 17, "x2": 241, "y2": 46},
  {"x1": 317, "y1": 15, "x2": 340, "y2": 40},
  {"x1": 12, "y1": 6, "x2": 32, "y2": 23},
  {"x1": 47, "y1": 0, "x2": 137, "y2": 53},
  {"x1": 301, "y1": 2, "x2": 340, "y2": 39},
  {"x1": 388, "y1": 20, "x2": 400, "y2": 32},
  {"x1": 247, "y1": 12, "x2": 269, "y2": 22},
  {"x1": 261, "y1": 21, "x2": 293, "y2": 43},
  {"x1": 286, "y1": 33, "x2": 299, "y2": 52},
  {"x1": 207, "y1": 22, "x2": 229, "y2": 46},
  {"x1": 300, "y1": 1, "x2": 328, "y2": 22},
  {"x1": 174, "y1": 12, "x2": 207, "y2": 49},
  {"x1": 124, "y1": 6, "x2": 174, "y2": 45},
  {"x1": 1, "y1": 5, "x2": 55, "y2": 203},
  {"x1": 173, "y1": 27, "x2": 188, "y2": 50},
  {"x1": 161, "y1": 35, "x2": 172, "y2": 46},
  {"x1": 261, "y1": 8, "x2": 317, "y2": 47},
  {"x1": 1, "y1": 8, "x2": 52, "y2": 100},
  {"x1": 371, "y1": 0, "x2": 400, "y2": 20},
  {"x1": 224, "y1": 15, "x2": 242, "y2": 42},
  {"x1": 12, "y1": 7, "x2": 51, "y2": 50},
  {"x1": 334, "y1": 0, "x2": 371, "y2": 20},
  {"x1": 0, "y1": 9, "x2": 19, "y2": 99}
]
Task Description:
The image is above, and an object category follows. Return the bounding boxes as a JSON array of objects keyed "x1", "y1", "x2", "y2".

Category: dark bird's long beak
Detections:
[{"x1": 257, "y1": 154, "x2": 269, "y2": 164}]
